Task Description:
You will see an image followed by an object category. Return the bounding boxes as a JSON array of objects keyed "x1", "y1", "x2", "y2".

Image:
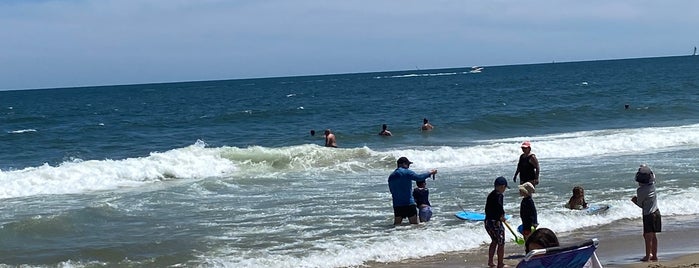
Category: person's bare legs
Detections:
[
  {"x1": 393, "y1": 216, "x2": 403, "y2": 225},
  {"x1": 497, "y1": 243, "x2": 506, "y2": 267},
  {"x1": 522, "y1": 229, "x2": 531, "y2": 244},
  {"x1": 641, "y1": 232, "x2": 656, "y2": 261},
  {"x1": 408, "y1": 215, "x2": 418, "y2": 224},
  {"x1": 649, "y1": 232, "x2": 658, "y2": 261},
  {"x1": 487, "y1": 241, "x2": 497, "y2": 267}
]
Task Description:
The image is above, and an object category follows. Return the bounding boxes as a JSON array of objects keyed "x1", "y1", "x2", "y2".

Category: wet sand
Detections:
[{"x1": 366, "y1": 215, "x2": 699, "y2": 268}]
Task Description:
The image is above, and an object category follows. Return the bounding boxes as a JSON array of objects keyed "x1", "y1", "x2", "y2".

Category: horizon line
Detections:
[{"x1": 1, "y1": 54, "x2": 692, "y2": 92}]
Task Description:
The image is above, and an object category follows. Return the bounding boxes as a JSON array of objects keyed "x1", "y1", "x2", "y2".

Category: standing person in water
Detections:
[
  {"x1": 324, "y1": 129, "x2": 337, "y2": 147},
  {"x1": 387, "y1": 157, "x2": 437, "y2": 225},
  {"x1": 379, "y1": 124, "x2": 392, "y2": 136},
  {"x1": 513, "y1": 141, "x2": 540, "y2": 186},
  {"x1": 421, "y1": 118, "x2": 433, "y2": 131}
]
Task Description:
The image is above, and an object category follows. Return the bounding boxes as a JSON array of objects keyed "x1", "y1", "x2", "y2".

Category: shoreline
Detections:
[{"x1": 366, "y1": 215, "x2": 699, "y2": 268}]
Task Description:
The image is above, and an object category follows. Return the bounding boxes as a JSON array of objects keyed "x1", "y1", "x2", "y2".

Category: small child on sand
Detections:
[
  {"x1": 631, "y1": 164, "x2": 661, "y2": 262},
  {"x1": 412, "y1": 180, "x2": 432, "y2": 222},
  {"x1": 519, "y1": 182, "x2": 538, "y2": 241},
  {"x1": 485, "y1": 176, "x2": 509, "y2": 268},
  {"x1": 565, "y1": 185, "x2": 588, "y2": 210}
]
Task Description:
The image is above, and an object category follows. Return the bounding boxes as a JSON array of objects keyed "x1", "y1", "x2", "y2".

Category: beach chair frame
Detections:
[{"x1": 518, "y1": 238, "x2": 599, "y2": 268}]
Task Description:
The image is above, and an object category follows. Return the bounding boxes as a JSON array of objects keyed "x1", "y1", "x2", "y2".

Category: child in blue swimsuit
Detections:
[{"x1": 412, "y1": 180, "x2": 432, "y2": 222}]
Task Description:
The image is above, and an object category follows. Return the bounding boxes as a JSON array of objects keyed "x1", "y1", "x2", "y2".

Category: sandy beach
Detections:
[{"x1": 367, "y1": 215, "x2": 699, "y2": 268}]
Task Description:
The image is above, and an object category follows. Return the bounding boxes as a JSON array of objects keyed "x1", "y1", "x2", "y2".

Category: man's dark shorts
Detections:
[
  {"x1": 643, "y1": 209, "x2": 662, "y2": 233},
  {"x1": 393, "y1": 205, "x2": 417, "y2": 218}
]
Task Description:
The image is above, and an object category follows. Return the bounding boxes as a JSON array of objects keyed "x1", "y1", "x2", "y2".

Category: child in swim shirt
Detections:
[
  {"x1": 565, "y1": 186, "x2": 588, "y2": 210},
  {"x1": 519, "y1": 182, "x2": 538, "y2": 240},
  {"x1": 412, "y1": 180, "x2": 432, "y2": 222}
]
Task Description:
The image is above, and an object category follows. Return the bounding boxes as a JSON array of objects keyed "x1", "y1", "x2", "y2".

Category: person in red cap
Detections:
[
  {"x1": 387, "y1": 156, "x2": 437, "y2": 225},
  {"x1": 513, "y1": 140, "x2": 540, "y2": 186}
]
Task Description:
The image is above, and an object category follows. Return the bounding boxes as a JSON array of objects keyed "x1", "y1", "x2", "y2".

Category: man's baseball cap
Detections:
[
  {"x1": 521, "y1": 141, "x2": 531, "y2": 148},
  {"x1": 397, "y1": 157, "x2": 413, "y2": 165}
]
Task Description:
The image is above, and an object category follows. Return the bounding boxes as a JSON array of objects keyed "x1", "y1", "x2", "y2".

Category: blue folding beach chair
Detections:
[{"x1": 517, "y1": 238, "x2": 601, "y2": 268}]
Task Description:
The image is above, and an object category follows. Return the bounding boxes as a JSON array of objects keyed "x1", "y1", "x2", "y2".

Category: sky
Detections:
[{"x1": 1, "y1": 0, "x2": 698, "y2": 90}]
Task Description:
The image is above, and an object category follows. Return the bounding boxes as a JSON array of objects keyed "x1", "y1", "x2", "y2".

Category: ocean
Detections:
[{"x1": 1, "y1": 56, "x2": 698, "y2": 267}]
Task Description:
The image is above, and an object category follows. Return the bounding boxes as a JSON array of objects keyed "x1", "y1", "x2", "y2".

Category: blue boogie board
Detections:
[
  {"x1": 455, "y1": 211, "x2": 512, "y2": 221},
  {"x1": 517, "y1": 224, "x2": 536, "y2": 235},
  {"x1": 565, "y1": 203, "x2": 611, "y2": 214},
  {"x1": 586, "y1": 204, "x2": 610, "y2": 214}
]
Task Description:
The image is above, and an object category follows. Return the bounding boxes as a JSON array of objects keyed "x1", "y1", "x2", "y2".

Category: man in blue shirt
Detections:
[{"x1": 388, "y1": 157, "x2": 437, "y2": 225}]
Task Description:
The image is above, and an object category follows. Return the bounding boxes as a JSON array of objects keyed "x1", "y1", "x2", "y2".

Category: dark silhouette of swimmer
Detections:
[
  {"x1": 421, "y1": 118, "x2": 433, "y2": 131},
  {"x1": 379, "y1": 124, "x2": 392, "y2": 136}
]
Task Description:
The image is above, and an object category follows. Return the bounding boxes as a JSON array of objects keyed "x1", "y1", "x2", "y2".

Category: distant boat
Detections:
[{"x1": 469, "y1": 66, "x2": 484, "y2": 73}]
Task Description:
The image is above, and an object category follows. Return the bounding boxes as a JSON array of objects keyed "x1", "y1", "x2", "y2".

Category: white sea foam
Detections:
[
  {"x1": 4, "y1": 124, "x2": 699, "y2": 200},
  {"x1": 201, "y1": 186, "x2": 699, "y2": 268},
  {"x1": 398, "y1": 124, "x2": 699, "y2": 168},
  {"x1": 191, "y1": 122, "x2": 699, "y2": 268},
  {"x1": 8, "y1": 129, "x2": 37, "y2": 134},
  {"x1": 0, "y1": 140, "x2": 236, "y2": 199},
  {"x1": 374, "y1": 71, "x2": 461, "y2": 79},
  {"x1": 215, "y1": 123, "x2": 699, "y2": 175},
  {"x1": 3, "y1": 125, "x2": 698, "y2": 267}
]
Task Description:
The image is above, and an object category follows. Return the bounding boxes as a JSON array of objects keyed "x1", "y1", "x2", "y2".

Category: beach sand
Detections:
[{"x1": 366, "y1": 215, "x2": 699, "y2": 268}]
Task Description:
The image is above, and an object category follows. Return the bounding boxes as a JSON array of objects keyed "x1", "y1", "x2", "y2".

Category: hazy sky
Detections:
[{"x1": 1, "y1": 0, "x2": 698, "y2": 90}]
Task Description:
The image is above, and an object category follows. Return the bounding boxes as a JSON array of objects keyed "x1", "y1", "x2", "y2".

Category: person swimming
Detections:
[
  {"x1": 379, "y1": 124, "x2": 392, "y2": 136},
  {"x1": 421, "y1": 118, "x2": 433, "y2": 131}
]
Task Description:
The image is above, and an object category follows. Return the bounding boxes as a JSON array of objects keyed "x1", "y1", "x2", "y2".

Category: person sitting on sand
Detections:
[
  {"x1": 565, "y1": 186, "x2": 588, "y2": 210},
  {"x1": 525, "y1": 227, "x2": 603, "y2": 268},
  {"x1": 525, "y1": 228, "x2": 559, "y2": 253}
]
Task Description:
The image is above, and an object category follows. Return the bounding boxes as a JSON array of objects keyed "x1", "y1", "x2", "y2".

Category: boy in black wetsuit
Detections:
[{"x1": 485, "y1": 176, "x2": 509, "y2": 268}]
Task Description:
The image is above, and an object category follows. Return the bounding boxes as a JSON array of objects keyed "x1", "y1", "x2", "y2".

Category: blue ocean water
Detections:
[{"x1": 1, "y1": 56, "x2": 699, "y2": 267}]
